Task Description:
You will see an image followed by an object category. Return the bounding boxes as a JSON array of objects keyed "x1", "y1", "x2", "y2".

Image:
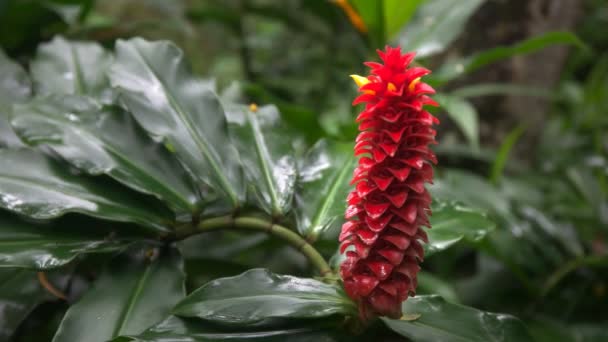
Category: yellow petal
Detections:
[
  {"x1": 249, "y1": 103, "x2": 258, "y2": 112},
  {"x1": 387, "y1": 82, "x2": 397, "y2": 92},
  {"x1": 350, "y1": 74, "x2": 370, "y2": 88},
  {"x1": 408, "y1": 77, "x2": 421, "y2": 92}
]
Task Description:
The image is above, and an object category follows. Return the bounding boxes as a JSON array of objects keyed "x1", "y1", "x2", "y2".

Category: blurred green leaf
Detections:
[
  {"x1": 384, "y1": 0, "x2": 424, "y2": 41},
  {"x1": 172, "y1": 268, "x2": 356, "y2": 326},
  {"x1": 426, "y1": 200, "x2": 495, "y2": 257},
  {"x1": 224, "y1": 104, "x2": 296, "y2": 217},
  {"x1": 115, "y1": 315, "x2": 339, "y2": 342},
  {"x1": 30, "y1": 36, "x2": 114, "y2": 103},
  {"x1": 11, "y1": 95, "x2": 200, "y2": 217},
  {"x1": 451, "y1": 83, "x2": 553, "y2": 99},
  {"x1": 53, "y1": 250, "x2": 185, "y2": 342},
  {"x1": 109, "y1": 38, "x2": 243, "y2": 211},
  {"x1": 351, "y1": 0, "x2": 383, "y2": 45},
  {"x1": 0, "y1": 149, "x2": 172, "y2": 233},
  {"x1": 295, "y1": 140, "x2": 355, "y2": 240},
  {"x1": 0, "y1": 269, "x2": 49, "y2": 340},
  {"x1": 0, "y1": 211, "x2": 133, "y2": 269},
  {"x1": 382, "y1": 295, "x2": 533, "y2": 341},
  {"x1": 417, "y1": 271, "x2": 460, "y2": 303},
  {"x1": 435, "y1": 94, "x2": 479, "y2": 149},
  {"x1": 490, "y1": 126, "x2": 526, "y2": 185},
  {"x1": 435, "y1": 31, "x2": 587, "y2": 83},
  {"x1": 0, "y1": 49, "x2": 29, "y2": 148},
  {"x1": 399, "y1": 0, "x2": 485, "y2": 58}
]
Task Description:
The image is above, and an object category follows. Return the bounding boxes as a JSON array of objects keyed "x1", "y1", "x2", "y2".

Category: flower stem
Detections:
[{"x1": 176, "y1": 215, "x2": 332, "y2": 276}]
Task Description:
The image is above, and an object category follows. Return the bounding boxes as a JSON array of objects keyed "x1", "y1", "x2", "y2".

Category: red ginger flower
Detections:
[{"x1": 339, "y1": 46, "x2": 439, "y2": 320}]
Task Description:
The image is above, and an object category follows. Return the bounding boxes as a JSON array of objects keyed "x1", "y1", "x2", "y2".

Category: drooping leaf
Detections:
[
  {"x1": 0, "y1": 211, "x2": 133, "y2": 269},
  {"x1": 0, "y1": 269, "x2": 49, "y2": 340},
  {"x1": 172, "y1": 268, "x2": 356, "y2": 326},
  {"x1": 490, "y1": 125, "x2": 526, "y2": 185},
  {"x1": 426, "y1": 200, "x2": 496, "y2": 257},
  {"x1": 30, "y1": 36, "x2": 114, "y2": 103},
  {"x1": 114, "y1": 315, "x2": 339, "y2": 342},
  {"x1": 399, "y1": 0, "x2": 485, "y2": 58},
  {"x1": 382, "y1": 295, "x2": 533, "y2": 342},
  {"x1": 52, "y1": 249, "x2": 185, "y2": 342},
  {"x1": 11, "y1": 95, "x2": 200, "y2": 217},
  {"x1": 435, "y1": 31, "x2": 587, "y2": 84},
  {"x1": 224, "y1": 104, "x2": 296, "y2": 217},
  {"x1": 109, "y1": 38, "x2": 243, "y2": 210},
  {"x1": 435, "y1": 94, "x2": 479, "y2": 149},
  {"x1": 0, "y1": 48, "x2": 29, "y2": 147},
  {"x1": 0, "y1": 148, "x2": 172, "y2": 233},
  {"x1": 295, "y1": 140, "x2": 355, "y2": 240}
]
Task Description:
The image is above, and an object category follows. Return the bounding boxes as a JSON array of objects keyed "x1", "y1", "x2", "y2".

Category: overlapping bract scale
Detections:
[{"x1": 340, "y1": 46, "x2": 439, "y2": 320}]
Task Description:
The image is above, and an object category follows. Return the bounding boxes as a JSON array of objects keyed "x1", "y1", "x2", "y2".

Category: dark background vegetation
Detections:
[{"x1": 0, "y1": 0, "x2": 607, "y2": 341}]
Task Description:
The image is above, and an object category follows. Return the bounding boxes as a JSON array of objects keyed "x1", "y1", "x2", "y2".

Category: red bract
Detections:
[{"x1": 340, "y1": 46, "x2": 439, "y2": 320}]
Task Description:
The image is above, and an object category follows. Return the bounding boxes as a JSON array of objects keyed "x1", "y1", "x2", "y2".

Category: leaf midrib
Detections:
[
  {"x1": 129, "y1": 45, "x2": 238, "y2": 207},
  {"x1": 111, "y1": 263, "x2": 153, "y2": 338}
]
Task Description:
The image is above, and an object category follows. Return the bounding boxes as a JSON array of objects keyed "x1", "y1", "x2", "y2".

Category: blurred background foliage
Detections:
[{"x1": 1, "y1": 0, "x2": 607, "y2": 341}]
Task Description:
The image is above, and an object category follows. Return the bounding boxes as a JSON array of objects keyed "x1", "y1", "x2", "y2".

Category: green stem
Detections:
[
  {"x1": 176, "y1": 215, "x2": 332, "y2": 275},
  {"x1": 541, "y1": 255, "x2": 608, "y2": 297}
]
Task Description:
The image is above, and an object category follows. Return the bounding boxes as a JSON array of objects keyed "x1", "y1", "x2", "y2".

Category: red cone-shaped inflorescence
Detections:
[{"x1": 339, "y1": 46, "x2": 439, "y2": 320}]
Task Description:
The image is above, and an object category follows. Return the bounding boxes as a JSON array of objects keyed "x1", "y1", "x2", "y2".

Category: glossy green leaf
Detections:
[
  {"x1": 382, "y1": 295, "x2": 533, "y2": 341},
  {"x1": 426, "y1": 200, "x2": 496, "y2": 257},
  {"x1": 115, "y1": 316, "x2": 338, "y2": 342},
  {"x1": 0, "y1": 211, "x2": 133, "y2": 269},
  {"x1": 435, "y1": 32, "x2": 587, "y2": 83},
  {"x1": 296, "y1": 140, "x2": 355, "y2": 240},
  {"x1": 30, "y1": 36, "x2": 114, "y2": 103},
  {"x1": 0, "y1": 48, "x2": 29, "y2": 148},
  {"x1": 224, "y1": 104, "x2": 296, "y2": 217},
  {"x1": 435, "y1": 94, "x2": 479, "y2": 149},
  {"x1": 0, "y1": 148, "x2": 172, "y2": 233},
  {"x1": 109, "y1": 38, "x2": 243, "y2": 210},
  {"x1": 11, "y1": 95, "x2": 200, "y2": 217},
  {"x1": 172, "y1": 268, "x2": 356, "y2": 326},
  {"x1": 53, "y1": 250, "x2": 185, "y2": 342},
  {"x1": 0, "y1": 269, "x2": 48, "y2": 340},
  {"x1": 399, "y1": 0, "x2": 485, "y2": 58}
]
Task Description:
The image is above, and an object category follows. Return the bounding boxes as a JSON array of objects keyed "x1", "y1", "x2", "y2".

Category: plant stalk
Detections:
[{"x1": 176, "y1": 215, "x2": 332, "y2": 276}]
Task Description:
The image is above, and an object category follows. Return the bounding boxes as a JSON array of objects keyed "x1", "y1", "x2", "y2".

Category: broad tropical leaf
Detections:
[
  {"x1": 224, "y1": 104, "x2": 296, "y2": 217},
  {"x1": 52, "y1": 250, "x2": 185, "y2": 342},
  {"x1": 30, "y1": 36, "x2": 113, "y2": 103},
  {"x1": 11, "y1": 95, "x2": 200, "y2": 216},
  {"x1": 426, "y1": 200, "x2": 496, "y2": 257},
  {"x1": 114, "y1": 316, "x2": 339, "y2": 342},
  {"x1": 0, "y1": 269, "x2": 50, "y2": 340},
  {"x1": 0, "y1": 211, "x2": 133, "y2": 269},
  {"x1": 399, "y1": 0, "x2": 485, "y2": 58},
  {"x1": 172, "y1": 268, "x2": 356, "y2": 326},
  {"x1": 109, "y1": 38, "x2": 243, "y2": 210},
  {"x1": 382, "y1": 295, "x2": 533, "y2": 341},
  {"x1": 295, "y1": 140, "x2": 354, "y2": 240},
  {"x1": 435, "y1": 94, "x2": 479, "y2": 149},
  {"x1": 0, "y1": 149, "x2": 172, "y2": 233},
  {"x1": 0, "y1": 48, "x2": 29, "y2": 147}
]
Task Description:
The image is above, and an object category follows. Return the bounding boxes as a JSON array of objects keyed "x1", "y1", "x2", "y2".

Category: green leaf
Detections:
[
  {"x1": 435, "y1": 94, "x2": 479, "y2": 149},
  {"x1": 435, "y1": 31, "x2": 587, "y2": 83},
  {"x1": 426, "y1": 201, "x2": 495, "y2": 257},
  {"x1": 384, "y1": 0, "x2": 424, "y2": 40},
  {"x1": 417, "y1": 271, "x2": 460, "y2": 303},
  {"x1": 224, "y1": 104, "x2": 296, "y2": 217},
  {"x1": 0, "y1": 269, "x2": 49, "y2": 340},
  {"x1": 172, "y1": 268, "x2": 356, "y2": 326},
  {"x1": 53, "y1": 249, "x2": 185, "y2": 342},
  {"x1": 11, "y1": 95, "x2": 200, "y2": 217},
  {"x1": 0, "y1": 48, "x2": 29, "y2": 148},
  {"x1": 399, "y1": 0, "x2": 485, "y2": 58},
  {"x1": 450, "y1": 83, "x2": 553, "y2": 99},
  {"x1": 0, "y1": 148, "x2": 172, "y2": 233},
  {"x1": 0, "y1": 211, "x2": 134, "y2": 269},
  {"x1": 115, "y1": 315, "x2": 338, "y2": 342},
  {"x1": 382, "y1": 295, "x2": 533, "y2": 342},
  {"x1": 30, "y1": 36, "x2": 114, "y2": 103},
  {"x1": 296, "y1": 140, "x2": 355, "y2": 240},
  {"x1": 109, "y1": 38, "x2": 243, "y2": 210},
  {"x1": 490, "y1": 126, "x2": 526, "y2": 185},
  {"x1": 351, "y1": 0, "x2": 383, "y2": 45}
]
